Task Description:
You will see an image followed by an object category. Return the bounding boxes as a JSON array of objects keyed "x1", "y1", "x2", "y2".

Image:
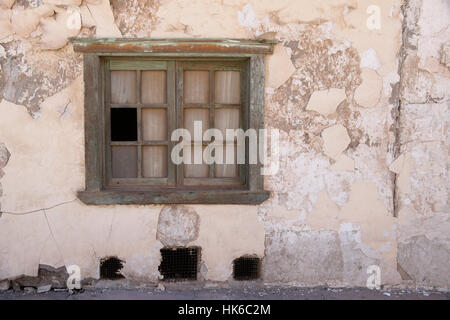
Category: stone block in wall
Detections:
[
  {"x1": 157, "y1": 205, "x2": 200, "y2": 247},
  {"x1": 398, "y1": 236, "x2": 450, "y2": 288}
]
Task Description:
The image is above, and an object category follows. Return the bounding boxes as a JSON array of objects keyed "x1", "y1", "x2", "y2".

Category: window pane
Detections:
[
  {"x1": 111, "y1": 108, "x2": 137, "y2": 141},
  {"x1": 184, "y1": 144, "x2": 209, "y2": 178},
  {"x1": 215, "y1": 143, "x2": 238, "y2": 178},
  {"x1": 141, "y1": 71, "x2": 166, "y2": 104},
  {"x1": 184, "y1": 71, "x2": 209, "y2": 103},
  {"x1": 214, "y1": 108, "x2": 240, "y2": 141},
  {"x1": 111, "y1": 71, "x2": 137, "y2": 104},
  {"x1": 142, "y1": 146, "x2": 167, "y2": 178},
  {"x1": 215, "y1": 71, "x2": 240, "y2": 104},
  {"x1": 142, "y1": 108, "x2": 167, "y2": 141},
  {"x1": 184, "y1": 108, "x2": 209, "y2": 142},
  {"x1": 112, "y1": 146, "x2": 137, "y2": 178}
]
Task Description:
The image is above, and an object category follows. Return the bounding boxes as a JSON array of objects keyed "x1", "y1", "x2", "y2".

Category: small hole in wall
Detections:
[
  {"x1": 100, "y1": 257, "x2": 125, "y2": 280},
  {"x1": 233, "y1": 256, "x2": 260, "y2": 281},
  {"x1": 159, "y1": 247, "x2": 200, "y2": 281}
]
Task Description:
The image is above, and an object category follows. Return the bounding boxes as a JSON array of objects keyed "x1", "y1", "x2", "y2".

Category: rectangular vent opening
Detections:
[
  {"x1": 233, "y1": 256, "x2": 260, "y2": 281},
  {"x1": 159, "y1": 247, "x2": 200, "y2": 281},
  {"x1": 100, "y1": 257, "x2": 125, "y2": 280}
]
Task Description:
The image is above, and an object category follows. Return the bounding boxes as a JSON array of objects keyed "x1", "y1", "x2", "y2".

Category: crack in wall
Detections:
[
  {"x1": 0, "y1": 199, "x2": 77, "y2": 216},
  {"x1": 42, "y1": 208, "x2": 65, "y2": 266}
]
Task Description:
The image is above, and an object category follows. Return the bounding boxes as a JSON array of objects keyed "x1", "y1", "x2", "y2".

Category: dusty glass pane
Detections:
[
  {"x1": 184, "y1": 144, "x2": 209, "y2": 178},
  {"x1": 111, "y1": 71, "x2": 137, "y2": 104},
  {"x1": 142, "y1": 146, "x2": 168, "y2": 178},
  {"x1": 215, "y1": 143, "x2": 238, "y2": 178},
  {"x1": 142, "y1": 108, "x2": 167, "y2": 141},
  {"x1": 184, "y1": 108, "x2": 209, "y2": 142},
  {"x1": 184, "y1": 71, "x2": 209, "y2": 103},
  {"x1": 112, "y1": 145, "x2": 137, "y2": 178},
  {"x1": 215, "y1": 71, "x2": 240, "y2": 104},
  {"x1": 214, "y1": 108, "x2": 240, "y2": 141},
  {"x1": 141, "y1": 71, "x2": 166, "y2": 104}
]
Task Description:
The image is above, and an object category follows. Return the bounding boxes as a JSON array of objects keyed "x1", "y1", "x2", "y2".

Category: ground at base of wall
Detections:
[{"x1": 0, "y1": 287, "x2": 448, "y2": 300}]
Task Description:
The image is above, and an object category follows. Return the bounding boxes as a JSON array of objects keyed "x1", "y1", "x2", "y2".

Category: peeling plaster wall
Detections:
[
  {"x1": 0, "y1": 0, "x2": 448, "y2": 290},
  {"x1": 393, "y1": 0, "x2": 450, "y2": 288}
]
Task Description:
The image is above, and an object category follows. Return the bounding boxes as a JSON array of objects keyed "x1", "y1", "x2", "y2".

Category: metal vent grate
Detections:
[
  {"x1": 100, "y1": 257, "x2": 125, "y2": 280},
  {"x1": 233, "y1": 257, "x2": 260, "y2": 280},
  {"x1": 159, "y1": 247, "x2": 200, "y2": 281}
]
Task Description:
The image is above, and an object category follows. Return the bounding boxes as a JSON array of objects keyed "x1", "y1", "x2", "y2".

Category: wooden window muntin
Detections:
[
  {"x1": 105, "y1": 58, "x2": 247, "y2": 189},
  {"x1": 177, "y1": 60, "x2": 247, "y2": 188},
  {"x1": 105, "y1": 60, "x2": 175, "y2": 187}
]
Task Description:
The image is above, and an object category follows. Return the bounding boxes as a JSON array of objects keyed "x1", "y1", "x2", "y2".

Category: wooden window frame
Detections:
[{"x1": 73, "y1": 38, "x2": 276, "y2": 205}]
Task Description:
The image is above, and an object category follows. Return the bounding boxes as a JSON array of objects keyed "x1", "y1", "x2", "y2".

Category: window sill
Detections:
[{"x1": 77, "y1": 189, "x2": 270, "y2": 205}]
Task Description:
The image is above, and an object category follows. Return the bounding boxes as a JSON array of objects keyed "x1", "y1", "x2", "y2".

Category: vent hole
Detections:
[
  {"x1": 233, "y1": 256, "x2": 260, "y2": 281},
  {"x1": 100, "y1": 257, "x2": 125, "y2": 280},
  {"x1": 159, "y1": 247, "x2": 200, "y2": 281}
]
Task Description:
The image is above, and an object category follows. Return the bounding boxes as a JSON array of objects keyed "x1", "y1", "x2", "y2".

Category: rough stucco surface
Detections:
[{"x1": 0, "y1": 0, "x2": 448, "y2": 290}]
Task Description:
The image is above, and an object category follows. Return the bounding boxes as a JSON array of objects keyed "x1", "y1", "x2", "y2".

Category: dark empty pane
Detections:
[
  {"x1": 111, "y1": 108, "x2": 137, "y2": 141},
  {"x1": 112, "y1": 146, "x2": 137, "y2": 178}
]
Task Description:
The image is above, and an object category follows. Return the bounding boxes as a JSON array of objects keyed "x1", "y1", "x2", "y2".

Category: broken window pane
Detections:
[{"x1": 111, "y1": 108, "x2": 137, "y2": 141}]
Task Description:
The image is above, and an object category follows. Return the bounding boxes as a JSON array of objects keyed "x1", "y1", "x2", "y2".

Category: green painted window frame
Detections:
[{"x1": 72, "y1": 38, "x2": 275, "y2": 205}]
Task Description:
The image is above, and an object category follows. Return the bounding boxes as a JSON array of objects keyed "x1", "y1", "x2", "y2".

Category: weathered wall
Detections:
[{"x1": 0, "y1": 0, "x2": 448, "y2": 289}]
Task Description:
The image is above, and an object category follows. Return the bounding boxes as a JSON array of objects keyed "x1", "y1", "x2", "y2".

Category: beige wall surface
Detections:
[{"x1": 0, "y1": 0, "x2": 448, "y2": 289}]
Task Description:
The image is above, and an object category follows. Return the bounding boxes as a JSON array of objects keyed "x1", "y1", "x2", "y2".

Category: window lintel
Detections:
[{"x1": 71, "y1": 38, "x2": 277, "y2": 55}]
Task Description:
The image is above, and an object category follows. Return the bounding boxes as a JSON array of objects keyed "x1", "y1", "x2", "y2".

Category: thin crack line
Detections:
[
  {"x1": 43, "y1": 209, "x2": 66, "y2": 266},
  {"x1": 0, "y1": 199, "x2": 77, "y2": 216},
  {"x1": 60, "y1": 99, "x2": 72, "y2": 118}
]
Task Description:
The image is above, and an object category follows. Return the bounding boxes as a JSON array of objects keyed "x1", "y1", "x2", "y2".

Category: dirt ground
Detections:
[{"x1": 0, "y1": 287, "x2": 448, "y2": 300}]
